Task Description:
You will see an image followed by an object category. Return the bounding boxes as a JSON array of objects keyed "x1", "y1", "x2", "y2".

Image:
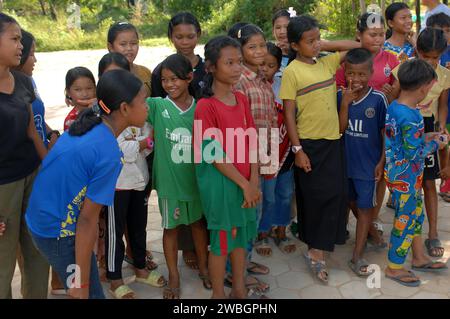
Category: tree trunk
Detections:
[
  {"x1": 359, "y1": 0, "x2": 366, "y2": 14},
  {"x1": 416, "y1": 0, "x2": 421, "y2": 34},
  {"x1": 38, "y1": 0, "x2": 47, "y2": 16},
  {"x1": 0, "y1": 0, "x2": 3, "y2": 12},
  {"x1": 380, "y1": 0, "x2": 386, "y2": 15},
  {"x1": 49, "y1": 0, "x2": 58, "y2": 21}
]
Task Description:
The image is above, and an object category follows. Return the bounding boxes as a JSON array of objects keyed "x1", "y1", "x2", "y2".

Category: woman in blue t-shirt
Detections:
[{"x1": 26, "y1": 69, "x2": 149, "y2": 299}]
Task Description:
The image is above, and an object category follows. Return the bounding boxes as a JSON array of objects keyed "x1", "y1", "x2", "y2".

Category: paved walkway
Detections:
[{"x1": 12, "y1": 192, "x2": 450, "y2": 299}]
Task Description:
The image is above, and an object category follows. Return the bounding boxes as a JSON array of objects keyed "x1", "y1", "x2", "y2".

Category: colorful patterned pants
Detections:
[{"x1": 388, "y1": 188, "x2": 425, "y2": 269}]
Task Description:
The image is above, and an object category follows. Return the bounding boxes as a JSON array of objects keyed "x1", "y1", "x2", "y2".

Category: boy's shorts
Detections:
[
  {"x1": 423, "y1": 116, "x2": 440, "y2": 181},
  {"x1": 158, "y1": 198, "x2": 203, "y2": 230},
  {"x1": 209, "y1": 221, "x2": 257, "y2": 256},
  {"x1": 348, "y1": 178, "x2": 377, "y2": 209}
]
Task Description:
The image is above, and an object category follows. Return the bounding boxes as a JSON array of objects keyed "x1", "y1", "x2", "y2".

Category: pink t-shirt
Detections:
[{"x1": 336, "y1": 50, "x2": 400, "y2": 91}]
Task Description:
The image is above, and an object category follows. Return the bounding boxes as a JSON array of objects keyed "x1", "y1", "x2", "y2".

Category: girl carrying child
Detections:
[
  {"x1": 147, "y1": 54, "x2": 210, "y2": 299},
  {"x1": 194, "y1": 35, "x2": 261, "y2": 299},
  {"x1": 25, "y1": 69, "x2": 149, "y2": 299}
]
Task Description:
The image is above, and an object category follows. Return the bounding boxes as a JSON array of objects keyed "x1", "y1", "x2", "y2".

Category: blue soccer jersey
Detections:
[{"x1": 338, "y1": 88, "x2": 388, "y2": 180}]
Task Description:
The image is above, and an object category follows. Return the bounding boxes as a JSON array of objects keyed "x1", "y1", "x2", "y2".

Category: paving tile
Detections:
[
  {"x1": 339, "y1": 280, "x2": 382, "y2": 299},
  {"x1": 379, "y1": 276, "x2": 420, "y2": 298},
  {"x1": 299, "y1": 284, "x2": 342, "y2": 299},
  {"x1": 266, "y1": 288, "x2": 300, "y2": 299},
  {"x1": 411, "y1": 291, "x2": 448, "y2": 299},
  {"x1": 276, "y1": 271, "x2": 314, "y2": 290}
]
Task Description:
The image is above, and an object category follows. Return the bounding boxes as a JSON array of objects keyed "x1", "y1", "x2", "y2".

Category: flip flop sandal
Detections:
[
  {"x1": 163, "y1": 287, "x2": 180, "y2": 299},
  {"x1": 385, "y1": 271, "x2": 421, "y2": 287},
  {"x1": 412, "y1": 261, "x2": 448, "y2": 273},
  {"x1": 247, "y1": 261, "x2": 270, "y2": 275},
  {"x1": 372, "y1": 220, "x2": 384, "y2": 236},
  {"x1": 275, "y1": 237, "x2": 296, "y2": 254},
  {"x1": 199, "y1": 273, "x2": 212, "y2": 290},
  {"x1": 304, "y1": 252, "x2": 329, "y2": 284},
  {"x1": 109, "y1": 285, "x2": 136, "y2": 299},
  {"x1": 135, "y1": 270, "x2": 167, "y2": 288},
  {"x1": 224, "y1": 276, "x2": 270, "y2": 294},
  {"x1": 425, "y1": 238, "x2": 445, "y2": 258},
  {"x1": 255, "y1": 238, "x2": 272, "y2": 257},
  {"x1": 348, "y1": 258, "x2": 374, "y2": 277}
]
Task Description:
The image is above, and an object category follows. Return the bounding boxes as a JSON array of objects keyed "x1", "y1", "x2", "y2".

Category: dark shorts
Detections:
[
  {"x1": 423, "y1": 116, "x2": 440, "y2": 180},
  {"x1": 348, "y1": 178, "x2": 377, "y2": 209}
]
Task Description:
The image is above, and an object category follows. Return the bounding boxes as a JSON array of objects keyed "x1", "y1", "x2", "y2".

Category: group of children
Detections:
[{"x1": 0, "y1": 0, "x2": 450, "y2": 300}]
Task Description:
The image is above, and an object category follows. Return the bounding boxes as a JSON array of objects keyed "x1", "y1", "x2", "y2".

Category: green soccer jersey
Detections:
[{"x1": 147, "y1": 97, "x2": 200, "y2": 201}]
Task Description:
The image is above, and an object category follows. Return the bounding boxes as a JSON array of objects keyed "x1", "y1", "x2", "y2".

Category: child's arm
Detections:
[
  {"x1": 387, "y1": 79, "x2": 401, "y2": 103},
  {"x1": 401, "y1": 121, "x2": 440, "y2": 161},
  {"x1": 283, "y1": 99, "x2": 311, "y2": 172},
  {"x1": 27, "y1": 105, "x2": 47, "y2": 160},
  {"x1": 375, "y1": 128, "x2": 386, "y2": 182},
  {"x1": 338, "y1": 83, "x2": 362, "y2": 134},
  {"x1": 320, "y1": 40, "x2": 360, "y2": 63},
  {"x1": 438, "y1": 90, "x2": 449, "y2": 134},
  {"x1": 71, "y1": 197, "x2": 103, "y2": 299},
  {"x1": 118, "y1": 129, "x2": 149, "y2": 164}
]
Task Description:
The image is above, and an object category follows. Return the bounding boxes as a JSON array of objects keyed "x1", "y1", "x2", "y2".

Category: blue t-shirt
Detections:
[
  {"x1": 26, "y1": 123, "x2": 123, "y2": 238},
  {"x1": 440, "y1": 46, "x2": 450, "y2": 124},
  {"x1": 338, "y1": 88, "x2": 388, "y2": 180},
  {"x1": 31, "y1": 78, "x2": 48, "y2": 146}
]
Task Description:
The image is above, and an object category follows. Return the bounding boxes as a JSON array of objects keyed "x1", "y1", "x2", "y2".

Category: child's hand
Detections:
[
  {"x1": 242, "y1": 182, "x2": 261, "y2": 208},
  {"x1": 75, "y1": 98, "x2": 97, "y2": 109},
  {"x1": 295, "y1": 150, "x2": 312, "y2": 173},
  {"x1": 381, "y1": 83, "x2": 394, "y2": 97},
  {"x1": 406, "y1": 31, "x2": 416, "y2": 47},
  {"x1": 440, "y1": 165, "x2": 450, "y2": 180},
  {"x1": 445, "y1": 62, "x2": 450, "y2": 70},
  {"x1": 341, "y1": 80, "x2": 363, "y2": 106},
  {"x1": 374, "y1": 161, "x2": 384, "y2": 182}
]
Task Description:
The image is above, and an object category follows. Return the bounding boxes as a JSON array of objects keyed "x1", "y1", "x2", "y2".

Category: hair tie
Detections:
[
  {"x1": 288, "y1": 7, "x2": 297, "y2": 18},
  {"x1": 99, "y1": 100, "x2": 111, "y2": 114},
  {"x1": 92, "y1": 103, "x2": 101, "y2": 117},
  {"x1": 237, "y1": 28, "x2": 242, "y2": 39}
]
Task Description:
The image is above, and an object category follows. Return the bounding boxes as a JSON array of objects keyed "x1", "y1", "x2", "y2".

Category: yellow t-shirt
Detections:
[
  {"x1": 393, "y1": 63, "x2": 450, "y2": 118},
  {"x1": 279, "y1": 52, "x2": 341, "y2": 140},
  {"x1": 133, "y1": 64, "x2": 152, "y2": 97}
]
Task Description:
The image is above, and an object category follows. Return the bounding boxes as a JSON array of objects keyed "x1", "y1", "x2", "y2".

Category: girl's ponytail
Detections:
[
  {"x1": 200, "y1": 72, "x2": 214, "y2": 98},
  {"x1": 68, "y1": 108, "x2": 102, "y2": 136}
]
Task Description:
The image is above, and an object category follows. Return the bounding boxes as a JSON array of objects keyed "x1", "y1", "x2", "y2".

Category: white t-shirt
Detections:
[{"x1": 422, "y1": 3, "x2": 450, "y2": 30}]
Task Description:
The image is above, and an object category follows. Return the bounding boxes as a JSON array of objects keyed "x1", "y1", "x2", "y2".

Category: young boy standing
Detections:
[
  {"x1": 338, "y1": 48, "x2": 388, "y2": 276},
  {"x1": 384, "y1": 59, "x2": 448, "y2": 287}
]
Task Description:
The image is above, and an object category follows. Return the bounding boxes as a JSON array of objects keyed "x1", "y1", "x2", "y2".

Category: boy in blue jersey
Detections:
[{"x1": 338, "y1": 48, "x2": 388, "y2": 276}]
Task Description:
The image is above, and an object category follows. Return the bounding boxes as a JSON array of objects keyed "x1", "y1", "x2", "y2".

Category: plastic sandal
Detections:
[
  {"x1": 199, "y1": 273, "x2": 212, "y2": 290},
  {"x1": 304, "y1": 252, "x2": 329, "y2": 284},
  {"x1": 109, "y1": 285, "x2": 136, "y2": 299},
  {"x1": 224, "y1": 275, "x2": 270, "y2": 294},
  {"x1": 247, "y1": 261, "x2": 270, "y2": 275},
  {"x1": 425, "y1": 238, "x2": 445, "y2": 258},
  {"x1": 275, "y1": 237, "x2": 296, "y2": 254},
  {"x1": 255, "y1": 237, "x2": 272, "y2": 257},
  {"x1": 348, "y1": 259, "x2": 374, "y2": 277},
  {"x1": 412, "y1": 261, "x2": 448, "y2": 273},
  {"x1": 385, "y1": 271, "x2": 421, "y2": 287},
  {"x1": 135, "y1": 270, "x2": 167, "y2": 288}
]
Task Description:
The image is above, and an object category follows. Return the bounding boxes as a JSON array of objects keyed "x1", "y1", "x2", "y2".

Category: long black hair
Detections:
[
  {"x1": 201, "y1": 36, "x2": 241, "y2": 98},
  {"x1": 160, "y1": 53, "x2": 197, "y2": 98},
  {"x1": 266, "y1": 42, "x2": 282, "y2": 68},
  {"x1": 417, "y1": 27, "x2": 448, "y2": 54},
  {"x1": 272, "y1": 9, "x2": 290, "y2": 26},
  {"x1": 385, "y1": 2, "x2": 410, "y2": 39},
  {"x1": 168, "y1": 12, "x2": 201, "y2": 39},
  {"x1": 69, "y1": 70, "x2": 143, "y2": 136},
  {"x1": 98, "y1": 52, "x2": 130, "y2": 77},
  {"x1": 229, "y1": 23, "x2": 265, "y2": 47}
]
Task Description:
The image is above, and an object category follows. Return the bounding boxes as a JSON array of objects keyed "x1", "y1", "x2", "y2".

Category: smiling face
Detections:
[
  {"x1": 20, "y1": 41, "x2": 36, "y2": 76},
  {"x1": 344, "y1": 61, "x2": 372, "y2": 91},
  {"x1": 161, "y1": 67, "x2": 192, "y2": 101},
  {"x1": 291, "y1": 27, "x2": 321, "y2": 59},
  {"x1": 170, "y1": 23, "x2": 199, "y2": 57},
  {"x1": 359, "y1": 27, "x2": 385, "y2": 55},
  {"x1": 67, "y1": 76, "x2": 96, "y2": 108},
  {"x1": 0, "y1": 23, "x2": 23, "y2": 68},
  {"x1": 210, "y1": 46, "x2": 243, "y2": 86},
  {"x1": 108, "y1": 30, "x2": 139, "y2": 64},
  {"x1": 242, "y1": 33, "x2": 267, "y2": 68},
  {"x1": 388, "y1": 8, "x2": 413, "y2": 34}
]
